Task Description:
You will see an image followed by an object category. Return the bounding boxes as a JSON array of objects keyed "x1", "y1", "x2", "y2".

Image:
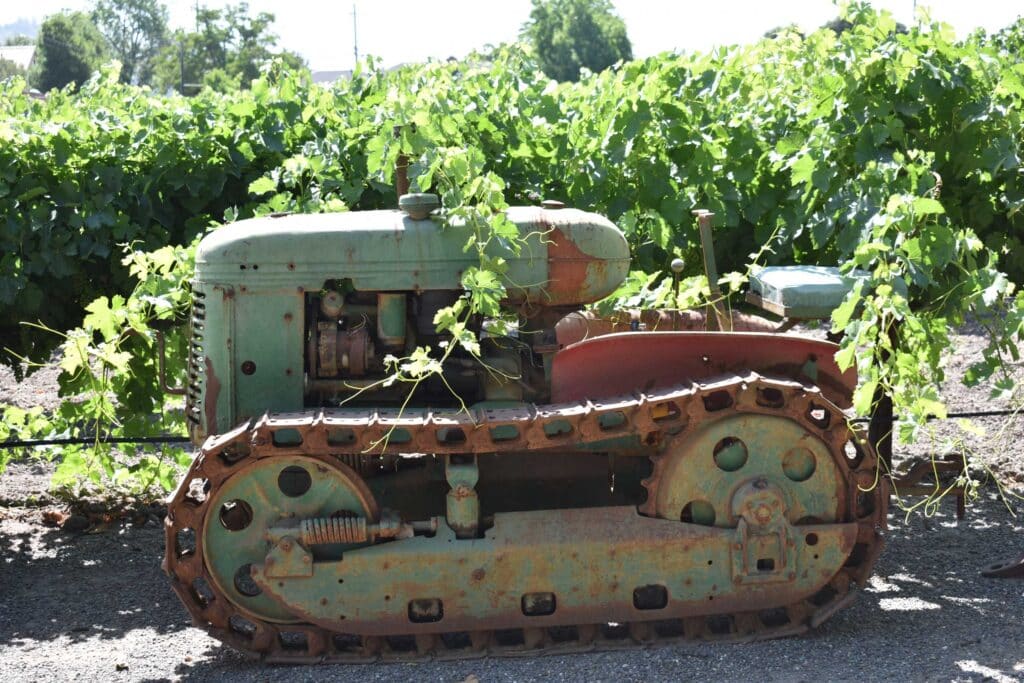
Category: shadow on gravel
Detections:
[
  {"x1": 857, "y1": 494, "x2": 1024, "y2": 682},
  {"x1": 0, "y1": 515, "x2": 189, "y2": 647},
  {"x1": 1, "y1": 493, "x2": 1022, "y2": 682}
]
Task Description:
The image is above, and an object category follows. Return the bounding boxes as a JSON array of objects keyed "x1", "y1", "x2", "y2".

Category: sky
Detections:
[{"x1": 2, "y1": 0, "x2": 1022, "y2": 72}]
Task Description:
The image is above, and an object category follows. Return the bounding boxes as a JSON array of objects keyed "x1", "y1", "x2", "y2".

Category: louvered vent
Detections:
[{"x1": 185, "y1": 290, "x2": 206, "y2": 429}]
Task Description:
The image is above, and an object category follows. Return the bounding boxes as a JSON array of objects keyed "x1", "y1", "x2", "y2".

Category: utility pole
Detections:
[
  {"x1": 178, "y1": 40, "x2": 185, "y2": 95},
  {"x1": 352, "y1": 3, "x2": 359, "y2": 68},
  {"x1": 195, "y1": 0, "x2": 200, "y2": 33}
]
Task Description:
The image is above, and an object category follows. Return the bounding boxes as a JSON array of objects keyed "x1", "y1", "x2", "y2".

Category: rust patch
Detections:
[
  {"x1": 203, "y1": 357, "x2": 221, "y2": 433},
  {"x1": 451, "y1": 485, "x2": 474, "y2": 501},
  {"x1": 546, "y1": 227, "x2": 592, "y2": 305}
]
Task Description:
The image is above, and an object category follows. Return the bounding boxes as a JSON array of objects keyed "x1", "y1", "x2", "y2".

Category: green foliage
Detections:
[
  {"x1": 4, "y1": 35, "x2": 36, "y2": 47},
  {"x1": 521, "y1": 0, "x2": 632, "y2": 82},
  {"x1": 31, "y1": 11, "x2": 109, "y2": 92},
  {"x1": 0, "y1": 61, "x2": 335, "y2": 369},
  {"x1": 2, "y1": 4, "x2": 1024, "y2": 496},
  {"x1": 0, "y1": 57, "x2": 25, "y2": 80},
  {"x1": 91, "y1": 0, "x2": 169, "y2": 86},
  {"x1": 150, "y1": 2, "x2": 306, "y2": 94}
]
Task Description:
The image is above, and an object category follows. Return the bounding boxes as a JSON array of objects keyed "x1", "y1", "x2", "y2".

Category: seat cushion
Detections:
[{"x1": 748, "y1": 265, "x2": 868, "y2": 319}]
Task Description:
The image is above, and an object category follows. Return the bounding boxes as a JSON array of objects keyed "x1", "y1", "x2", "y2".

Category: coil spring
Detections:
[{"x1": 300, "y1": 516, "x2": 368, "y2": 544}]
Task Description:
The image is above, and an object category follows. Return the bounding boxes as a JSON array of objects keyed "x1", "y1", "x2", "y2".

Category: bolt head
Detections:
[{"x1": 754, "y1": 504, "x2": 772, "y2": 524}]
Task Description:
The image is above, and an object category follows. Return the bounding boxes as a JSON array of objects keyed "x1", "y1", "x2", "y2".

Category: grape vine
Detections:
[{"x1": 1, "y1": 4, "x2": 1023, "y2": 500}]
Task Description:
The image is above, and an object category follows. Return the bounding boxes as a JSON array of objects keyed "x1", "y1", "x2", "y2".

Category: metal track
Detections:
[{"x1": 163, "y1": 372, "x2": 887, "y2": 663}]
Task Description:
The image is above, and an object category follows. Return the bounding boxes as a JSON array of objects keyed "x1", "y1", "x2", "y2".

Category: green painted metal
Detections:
[
  {"x1": 375, "y1": 293, "x2": 407, "y2": 346},
  {"x1": 264, "y1": 536, "x2": 313, "y2": 578},
  {"x1": 445, "y1": 456, "x2": 480, "y2": 538},
  {"x1": 398, "y1": 192, "x2": 441, "y2": 219},
  {"x1": 194, "y1": 207, "x2": 628, "y2": 304},
  {"x1": 251, "y1": 506, "x2": 856, "y2": 636},
  {"x1": 189, "y1": 204, "x2": 630, "y2": 440},
  {"x1": 651, "y1": 413, "x2": 843, "y2": 526},
  {"x1": 200, "y1": 455, "x2": 376, "y2": 622},
  {"x1": 748, "y1": 266, "x2": 869, "y2": 320}
]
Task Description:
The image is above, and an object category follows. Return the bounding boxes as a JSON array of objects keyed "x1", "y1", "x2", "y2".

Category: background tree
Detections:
[
  {"x1": 30, "y1": 12, "x2": 109, "y2": 91},
  {"x1": 763, "y1": 23, "x2": 804, "y2": 40},
  {"x1": 91, "y1": 0, "x2": 169, "y2": 86},
  {"x1": 151, "y1": 2, "x2": 305, "y2": 94},
  {"x1": 4, "y1": 35, "x2": 36, "y2": 46},
  {"x1": 823, "y1": 16, "x2": 907, "y2": 35},
  {"x1": 0, "y1": 58, "x2": 25, "y2": 81},
  {"x1": 521, "y1": 0, "x2": 632, "y2": 82}
]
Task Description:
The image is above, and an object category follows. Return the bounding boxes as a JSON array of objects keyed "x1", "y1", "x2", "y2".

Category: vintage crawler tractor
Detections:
[{"x1": 163, "y1": 192, "x2": 887, "y2": 661}]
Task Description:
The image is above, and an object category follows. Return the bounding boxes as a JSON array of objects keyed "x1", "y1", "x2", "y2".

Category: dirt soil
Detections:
[{"x1": 1, "y1": 326, "x2": 1022, "y2": 682}]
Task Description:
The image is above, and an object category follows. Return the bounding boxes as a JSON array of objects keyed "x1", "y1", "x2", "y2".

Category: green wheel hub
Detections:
[{"x1": 201, "y1": 454, "x2": 377, "y2": 622}]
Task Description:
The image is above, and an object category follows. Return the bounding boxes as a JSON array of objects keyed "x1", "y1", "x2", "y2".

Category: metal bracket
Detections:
[
  {"x1": 730, "y1": 479, "x2": 797, "y2": 585},
  {"x1": 889, "y1": 455, "x2": 966, "y2": 519},
  {"x1": 445, "y1": 455, "x2": 480, "y2": 539},
  {"x1": 264, "y1": 536, "x2": 313, "y2": 578},
  {"x1": 692, "y1": 209, "x2": 732, "y2": 332}
]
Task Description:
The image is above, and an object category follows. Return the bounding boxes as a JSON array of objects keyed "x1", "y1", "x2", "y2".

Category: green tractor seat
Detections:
[{"x1": 746, "y1": 265, "x2": 869, "y2": 320}]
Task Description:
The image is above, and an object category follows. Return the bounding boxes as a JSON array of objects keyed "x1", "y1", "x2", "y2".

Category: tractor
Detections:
[{"x1": 162, "y1": 192, "x2": 886, "y2": 661}]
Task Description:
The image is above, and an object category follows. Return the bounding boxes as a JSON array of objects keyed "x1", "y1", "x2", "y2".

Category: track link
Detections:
[{"x1": 164, "y1": 372, "x2": 887, "y2": 662}]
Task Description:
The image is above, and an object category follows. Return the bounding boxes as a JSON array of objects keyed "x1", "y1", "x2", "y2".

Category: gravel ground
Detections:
[
  {"x1": 0, "y1": 485, "x2": 1020, "y2": 682},
  {"x1": 1, "y1": 326, "x2": 1022, "y2": 682}
]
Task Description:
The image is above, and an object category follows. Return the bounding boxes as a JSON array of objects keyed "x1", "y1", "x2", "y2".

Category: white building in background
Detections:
[
  {"x1": 0, "y1": 44, "x2": 35, "y2": 72},
  {"x1": 311, "y1": 70, "x2": 352, "y2": 84},
  {"x1": 310, "y1": 63, "x2": 409, "y2": 85}
]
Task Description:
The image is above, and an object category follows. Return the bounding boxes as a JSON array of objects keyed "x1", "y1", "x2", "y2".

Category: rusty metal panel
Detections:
[
  {"x1": 252, "y1": 507, "x2": 856, "y2": 636},
  {"x1": 550, "y1": 332, "x2": 856, "y2": 408}
]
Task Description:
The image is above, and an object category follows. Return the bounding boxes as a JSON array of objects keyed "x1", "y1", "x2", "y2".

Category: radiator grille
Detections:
[{"x1": 185, "y1": 290, "x2": 206, "y2": 429}]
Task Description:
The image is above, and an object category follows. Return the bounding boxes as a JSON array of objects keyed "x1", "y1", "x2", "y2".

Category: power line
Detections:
[
  {"x1": 1, "y1": 434, "x2": 190, "y2": 449},
  {"x1": 352, "y1": 2, "x2": 358, "y2": 68}
]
